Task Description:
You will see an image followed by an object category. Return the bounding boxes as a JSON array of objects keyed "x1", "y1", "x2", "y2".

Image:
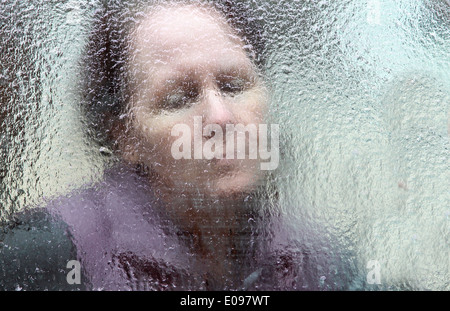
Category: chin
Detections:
[
  {"x1": 165, "y1": 162, "x2": 263, "y2": 198},
  {"x1": 208, "y1": 170, "x2": 262, "y2": 198}
]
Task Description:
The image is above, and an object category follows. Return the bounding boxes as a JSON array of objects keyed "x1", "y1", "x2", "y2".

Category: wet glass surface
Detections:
[{"x1": 0, "y1": 0, "x2": 449, "y2": 291}]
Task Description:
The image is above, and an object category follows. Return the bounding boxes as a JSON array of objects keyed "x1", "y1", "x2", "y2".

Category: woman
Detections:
[
  {"x1": 70, "y1": 0, "x2": 284, "y2": 290},
  {"x1": 1, "y1": 0, "x2": 342, "y2": 291}
]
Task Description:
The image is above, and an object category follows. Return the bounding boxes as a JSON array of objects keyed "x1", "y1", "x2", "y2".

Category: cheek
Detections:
[
  {"x1": 132, "y1": 111, "x2": 194, "y2": 159},
  {"x1": 234, "y1": 88, "x2": 268, "y2": 124}
]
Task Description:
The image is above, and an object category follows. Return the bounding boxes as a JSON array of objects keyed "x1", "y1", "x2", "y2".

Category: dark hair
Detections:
[{"x1": 80, "y1": 0, "x2": 266, "y2": 149}]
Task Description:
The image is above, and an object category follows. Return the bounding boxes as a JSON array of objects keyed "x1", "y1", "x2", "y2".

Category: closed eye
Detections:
[
  {"x1": 161, "y1": 82, "x2": 199, "y2": 110},
  {"x1": 217, "y1": 74, "x2": 254, "y2": 96}
]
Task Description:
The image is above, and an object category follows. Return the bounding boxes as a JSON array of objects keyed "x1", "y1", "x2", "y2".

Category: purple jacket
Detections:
[{"x1": 44, "y1": 164, "x2": 346, "y2": 291}]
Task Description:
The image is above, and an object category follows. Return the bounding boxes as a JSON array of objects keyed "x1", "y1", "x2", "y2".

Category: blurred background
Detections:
[{"x1": 1, "y1": 0, "x2": 449, "y2": 290}]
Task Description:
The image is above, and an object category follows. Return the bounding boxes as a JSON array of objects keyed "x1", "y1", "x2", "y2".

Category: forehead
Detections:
[{"x1": 129, "y1": 5, "x2": 249, "y2": 75}]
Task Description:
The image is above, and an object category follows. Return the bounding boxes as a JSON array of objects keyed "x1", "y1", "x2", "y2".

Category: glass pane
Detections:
[{"x1": 0, "y1": 0, "x2": 448, "y2": 291}]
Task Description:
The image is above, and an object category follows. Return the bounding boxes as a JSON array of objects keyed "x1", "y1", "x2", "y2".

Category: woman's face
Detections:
[{"x1": 124, "y1": 5, "x2": 268, "y2": 197}]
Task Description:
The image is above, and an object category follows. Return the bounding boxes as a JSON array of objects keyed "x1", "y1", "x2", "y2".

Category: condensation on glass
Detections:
[{"x1": 0, "y1": 0, "x2": 448, "y2": 291}]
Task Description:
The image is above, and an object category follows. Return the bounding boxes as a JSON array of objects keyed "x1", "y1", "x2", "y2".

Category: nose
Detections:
[{"x1": 202, "y1": 88, "x2": 235, "y2": 126}]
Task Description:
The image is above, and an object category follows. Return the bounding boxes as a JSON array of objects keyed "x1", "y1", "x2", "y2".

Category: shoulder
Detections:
[
  {"x1": 37, "y1": 164, "x2": 177, "y2": 290},
  {"x1": 0, "y1": 209, "x2": 87, "y2": 290},
  {"x1": 250, "y1": 215, "x2": 355, "y2": 290}
]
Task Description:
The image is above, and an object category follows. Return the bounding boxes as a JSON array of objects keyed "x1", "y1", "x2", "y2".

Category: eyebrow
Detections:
[
  {"x1": 150, "y1": 61, "x2": 255, "y2": 91},
  {"x1": 150, "y1": 68, "x2": 197, "y2": 97}
]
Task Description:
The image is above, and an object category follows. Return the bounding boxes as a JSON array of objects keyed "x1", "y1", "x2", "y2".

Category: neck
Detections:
[
  {"x1": 155, "y1": 183, "x2": 261, "y2": 288},
  {"x1": 131, "y1": 162, "x2": 266, "y2": 287},
  {"x1": 159, "y1": 185, "x2": 256, "y2": 236}
]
